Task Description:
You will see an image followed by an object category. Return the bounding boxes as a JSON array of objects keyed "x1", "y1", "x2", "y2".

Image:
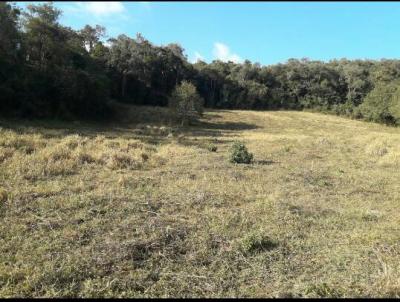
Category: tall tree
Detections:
[
  {"x1": 79, "y1": 24, "x2": 105, "y2": 53},
  {"x1": 0, "y1": 2, "x2": 21, "y2": 68}
]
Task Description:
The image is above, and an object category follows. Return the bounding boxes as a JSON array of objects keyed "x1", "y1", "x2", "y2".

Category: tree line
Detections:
[{"x1": 2, "y1": 2, "x2": 400, "y2": 125}]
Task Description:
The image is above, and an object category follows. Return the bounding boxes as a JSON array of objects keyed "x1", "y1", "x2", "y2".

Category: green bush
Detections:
[
  {"x1": 169, "y1": 81, "x2": 204, "y2": 126},
  {"x1": 229, "y1": 141, "x2": 253, "y2": 164},
  {"x1": 207, "y1": 143, "x2": 217, "y2": 152},
  {"x1": 331, "y1": 101, "x2": 357, "y2": 117},
  {"x1": 358, "y1": 81, "x2": 400, "y2": 125},
  {"x1": 239, "y1": 230, "x2": 277, "y2": 254},
  {"x1": 0, "y1": 188, "x2": 8, "y2": 203}
]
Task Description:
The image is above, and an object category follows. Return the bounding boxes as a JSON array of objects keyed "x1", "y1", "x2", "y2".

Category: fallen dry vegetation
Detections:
[{"x1": 1, "y1": 105, "x2": 400, "y2": 298}]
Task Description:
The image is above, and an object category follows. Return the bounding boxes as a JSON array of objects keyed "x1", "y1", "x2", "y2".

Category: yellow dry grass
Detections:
[{"x1": 0, "y1": 105, "x2": 400, "y2": 297}]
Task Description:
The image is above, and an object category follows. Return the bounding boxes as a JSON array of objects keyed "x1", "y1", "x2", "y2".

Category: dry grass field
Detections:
[{"x1": 1, "y1": 104, "x2": 400, "y2": 298}]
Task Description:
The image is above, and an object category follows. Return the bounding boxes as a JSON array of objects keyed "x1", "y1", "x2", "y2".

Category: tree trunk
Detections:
[
  {"x1": 121, "y1": 73, "x2": 127, "y2": 98},
  {"x1": 181, "y1": 116, "x2": 188, "y2": 127}
]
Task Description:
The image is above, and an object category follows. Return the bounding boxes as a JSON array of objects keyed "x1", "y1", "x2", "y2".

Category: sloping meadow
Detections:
[{"x1": 1, "y1": 108, "x2": 400, "y2": 297}]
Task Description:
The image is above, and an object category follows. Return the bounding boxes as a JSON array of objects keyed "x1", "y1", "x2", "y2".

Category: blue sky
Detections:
[{"x1": 16, "y1": 1, "x2": 400, "y2": 66}]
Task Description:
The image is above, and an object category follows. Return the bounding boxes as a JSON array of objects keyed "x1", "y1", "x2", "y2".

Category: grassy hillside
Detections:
[{"x1": 1, "y1": 105, "x2": 400, "y2": 298}]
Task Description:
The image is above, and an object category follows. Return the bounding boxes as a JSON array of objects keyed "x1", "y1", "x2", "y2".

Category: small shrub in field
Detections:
[
  {"x1": 305, "y1": 282, "x2": 344, "y2": 298},
  {"x1": 239, "y1": 231, "x2": 277, "y2": 254},
  {"x1": 0, "y1": 148, "x2": 14, "y2": 163},
  {"x1": 365, "y1": 140, "x2": 389, "y2": 157},
  {"x1": 207, "y1": 143, "x2": 218, "y2": 152},
  {"x1": 140, "y1": 152, "x2": 149, "y2": 162},
  {"x1": 74, "y1": 150, "x2": 96, "y2": 165},
  {"x1": 0, "y1": 188, "x2": 8, "y2": 203},
  {"x1": 62, "y1": 134, "x2": 88, "y2": 150},
  {"x1": 47, "y1": 143, "x2": 72, "y2": 161},
  {"x1": 105, "y1": 152, "x2": 140, "y2": 170},
  {"x1": 229, "y1": 142, "x2": 253, "y2": 164},
  {"x1": 12, "y1": 148, "x2": 78, "y2": 180},
  {"x1": 362, "y1": 210, "x2": 382, "y2": 221}
]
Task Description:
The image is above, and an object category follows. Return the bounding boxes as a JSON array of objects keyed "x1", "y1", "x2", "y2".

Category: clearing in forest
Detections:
[{"x1": 1, "y1": 106, "x2": 400, "y2": 297}]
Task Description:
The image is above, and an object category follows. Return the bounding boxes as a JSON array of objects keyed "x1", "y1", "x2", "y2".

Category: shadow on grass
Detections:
[
  {"x1": 175, "y1": 119, "x2": 259, "y2": 141},
  {"x1": 255, "y1": 160, "x2": 278, "y2": 165},
  {"x1": 0, "y1": 118, "x2": 125, "y2": 138},
  {"x1": 0, "y1": 110, "x2": 259, "y2": 148},
  {"x1": 193, "y1": 119, "x2": 259, "y2": 131}
]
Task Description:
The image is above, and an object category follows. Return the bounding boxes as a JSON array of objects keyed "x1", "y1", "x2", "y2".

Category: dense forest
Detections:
[{"x1": 2, "y1": 2, "x2": 400, "y2": 125}]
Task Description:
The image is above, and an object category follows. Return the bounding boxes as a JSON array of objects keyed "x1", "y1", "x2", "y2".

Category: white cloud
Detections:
[
  {"x1": 213, "y1": 42, "x2": 242, "y2": 63},
  {"x1": 77, "y1": 2, "x2": 125, "y2": 17},
  {"x1": 103, "y1": 40, "x2": 112, "y2": 48},
  {"x1": 190, "y1": 51, "x2": 205, "y2": 63}
]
